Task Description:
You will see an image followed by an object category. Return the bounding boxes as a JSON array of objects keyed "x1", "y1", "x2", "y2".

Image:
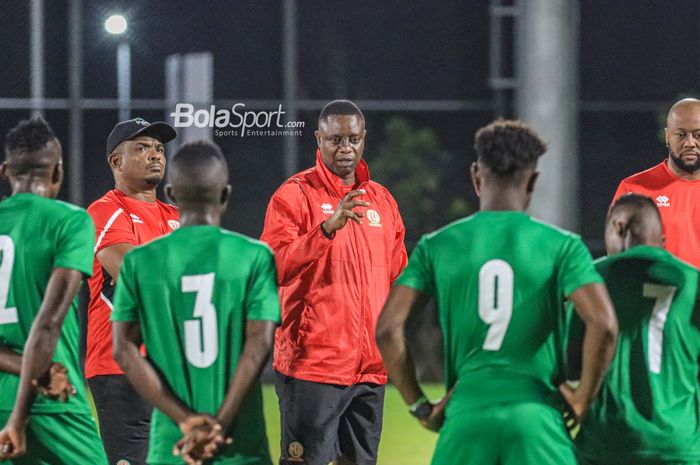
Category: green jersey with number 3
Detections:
[
  {"x1": 575, "y1": 245, "x2": 700, "y2": 463},
  {"x1": 111, "y1": 225, "x2": 280, "y2": 465},
  {"x1": 0, "y1": 193, "x2": 95, "y2": 413},
  {"x1": 396, "y1": 211, "x2": 602, "y2": 414}
]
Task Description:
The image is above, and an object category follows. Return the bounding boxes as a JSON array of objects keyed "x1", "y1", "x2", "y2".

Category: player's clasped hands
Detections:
[
  {"x1": 33, "y1": 362, "x2": 76, "y2": 402},
  {"x1": 174, "y1": 413, "x2": 232, "y2": 465},
  {"x1": 322, "y1": 189, "x2": 370, "y2": 235},
  {"x1": 419, "y1": 387, "x2": 455, "y2": 432}
]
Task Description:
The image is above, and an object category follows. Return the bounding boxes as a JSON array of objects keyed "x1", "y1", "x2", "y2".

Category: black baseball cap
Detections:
[{"x1": 105, "y1": 117, "x2": 177, "y2": 155}]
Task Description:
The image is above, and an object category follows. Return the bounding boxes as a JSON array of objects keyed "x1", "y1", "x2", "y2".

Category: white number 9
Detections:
[{"x1": 478, "y1": 259, "x2": 514, "y2": 351}]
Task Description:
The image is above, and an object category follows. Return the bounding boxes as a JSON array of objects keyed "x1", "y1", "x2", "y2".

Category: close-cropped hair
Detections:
[
  {"x1": 318, "y1": 100, "x2": 364, "y2": 124},
  {"x1": 608, "y1": 193, "x2": 662, "y2": 225}
]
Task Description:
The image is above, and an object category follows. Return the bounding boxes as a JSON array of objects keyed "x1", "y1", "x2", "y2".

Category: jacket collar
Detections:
[{"x1": 315, "y1": 149, "x2": 370, "y2": 196}]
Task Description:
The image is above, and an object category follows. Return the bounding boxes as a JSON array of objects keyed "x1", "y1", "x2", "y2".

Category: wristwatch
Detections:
[{"x1": 408, "y1": 395, "x2": 432, "y2": 420}]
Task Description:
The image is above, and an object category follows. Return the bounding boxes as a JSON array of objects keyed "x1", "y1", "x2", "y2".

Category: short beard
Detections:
[
  {"x1": 144, "y1": 174, "x2": 163, "y2": 186},
  {"x1": 669, "y1": 148, "x2": 700, "y2": 174}
]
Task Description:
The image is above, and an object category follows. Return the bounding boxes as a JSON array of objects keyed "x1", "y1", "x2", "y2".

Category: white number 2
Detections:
[
  {"x1": 643, "y1": 283, "x2": 676, "y2": 374},
  {"x1": 478, "y1": 259, "x2": 514, "y2": 351},
  {"x1": 0, "y1": 235, "x2": 18, "y2": 325},
  {"x1": 182, "y1": 273, "x2": 218, "y2": 368}
]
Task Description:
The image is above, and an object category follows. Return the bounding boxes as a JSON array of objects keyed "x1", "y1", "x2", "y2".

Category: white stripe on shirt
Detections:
[
  {"x1": 100, "y1": 292, "x2": 113, "y2": 310},
  {"x1": 94, "y1": 208, "x2": 124, "y2": 253}
]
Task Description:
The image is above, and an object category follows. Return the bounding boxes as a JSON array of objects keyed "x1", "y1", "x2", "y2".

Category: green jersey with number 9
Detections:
[
  {"x1": 111, "y1": 225, "x2": 280, "y2": 465},
  {"x1": 574, "y1": 245, "x2": 700, "y2": 463},
  {"x1": 396, "y1": 211, "x2": 602, "y2": 414},
  {"x1": 0, "y1": 193, "x2": 95, "y2": 414}
]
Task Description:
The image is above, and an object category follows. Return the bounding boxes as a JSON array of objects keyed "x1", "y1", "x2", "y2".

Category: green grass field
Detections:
[
  {"x1": 262, "y1": 383, "x2": 445, "y2": 465},
  {"x1": 89, "y1": 383, "x2": 445, "y2": 464}
]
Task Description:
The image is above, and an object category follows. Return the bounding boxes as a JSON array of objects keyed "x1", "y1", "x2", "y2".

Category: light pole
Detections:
[{"x1": 105, "y1": 14, "x2": 130, "y2": 121}]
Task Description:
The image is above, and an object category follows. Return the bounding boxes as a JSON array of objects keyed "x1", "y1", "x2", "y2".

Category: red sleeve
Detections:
[
  {"x1": 387, "y1": 193, "x2": 408, "y2": 283},
  {"x1": 87, "y1": 202, "x2": 136, "y2": 254},
  {"x1": 260, "y1": 182, "x2": 333, "y2": 286},
  {"x1": 611, "y1": 179, "x2": 631, "y2": 204}
]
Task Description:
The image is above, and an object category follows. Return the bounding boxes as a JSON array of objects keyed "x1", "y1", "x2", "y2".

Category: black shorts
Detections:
[
  {"x1": 88, "y1": 374, "x2": 152, "y2": 465},
  {"x1": 274, "y1": 371, "x2": 385, "y2": 465}
]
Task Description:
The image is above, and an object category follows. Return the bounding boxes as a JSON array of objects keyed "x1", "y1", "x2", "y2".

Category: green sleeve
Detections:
[
  {"x1": 557, "y1": 235, "x2": 603, "y2": 298},
  {"x1": 111, "y1": 252, "x2": 140, "y2": 323},
  {"x1": 244, "y1": 246, "x2": 281, "y2": 322},
  {"x1": 54, "y1": 209, "x2": 95, "y2": 277},
  {"x1": 395, "y1": 235, "x2": 435, "y2": 296}
]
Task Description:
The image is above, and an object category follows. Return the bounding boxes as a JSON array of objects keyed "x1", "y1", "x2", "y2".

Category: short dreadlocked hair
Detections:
[
  {"x1": 474, "y1": 119, "x2": 547, "y2": 177},
  {"x1": 5, "y1": 117, "x2": 57, "y2": 155}
]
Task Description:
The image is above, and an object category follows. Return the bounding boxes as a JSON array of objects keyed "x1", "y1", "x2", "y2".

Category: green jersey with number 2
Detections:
[{"x1": 0, "y1": 193, "x2": 94, "y2": 414}]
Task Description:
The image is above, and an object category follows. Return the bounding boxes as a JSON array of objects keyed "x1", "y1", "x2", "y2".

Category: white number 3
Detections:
[{"x1": 182, "y1": 273, "x2": 218, "y2": 368}]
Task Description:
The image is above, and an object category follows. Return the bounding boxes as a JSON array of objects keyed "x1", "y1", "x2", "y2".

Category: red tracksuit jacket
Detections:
[{"x1": 261, "y1": 150, "x2": 407, "y2": 386}]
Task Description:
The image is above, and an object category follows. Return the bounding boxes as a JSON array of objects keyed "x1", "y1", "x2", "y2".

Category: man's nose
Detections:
[
  {"x1": 684, "y1": 134, "x2": 698, "y2": 147},
  {"x1": 148, "y1": 148, "x2": 163, "y2": 160}
]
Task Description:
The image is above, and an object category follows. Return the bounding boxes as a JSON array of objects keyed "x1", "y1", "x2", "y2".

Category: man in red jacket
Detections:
[
  {"x1": 261, "y1": 100, "x2": 407, "y2": 465},
  {"x1": 612, "y1": 98, "x2": 700, "y2": 268}
]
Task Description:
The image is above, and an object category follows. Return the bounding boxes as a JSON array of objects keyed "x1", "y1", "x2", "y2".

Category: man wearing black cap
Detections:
[{"x1": 85, "y1": 118, "x2": 178, "y2": 465}]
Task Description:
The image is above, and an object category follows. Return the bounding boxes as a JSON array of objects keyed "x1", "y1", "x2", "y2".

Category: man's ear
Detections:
[
  {"x1": 526, "y1": 171, "x2": 539, "y2": 194},
  {"x1": 470, "y1": 162, "x2": 481, "y2": 197},
  {"x1": 165, "y1": 184, "x2": 175, "y2": 203},
  {"x1": 108, "y1": 152, "x2": 122, "y2": 170},
  {"x1": 51, "y1": 160, "x2": 63, "y2": 186},
  {"x1": 0, "y1": 161, "x2": 8, "y2": 182},
  {"x1": 221, "y1": 184, "x2": 232, "y2": 205},
  {"x1": 315, "y1": 130, "x2": 322, "y2": 148}
]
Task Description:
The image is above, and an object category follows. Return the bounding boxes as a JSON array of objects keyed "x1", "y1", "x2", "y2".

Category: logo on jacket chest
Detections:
[
  {"x1": 321, "y1": 203, "x2": 335, "y2": 215},
  {"x1": 655, "y1": 195, "x2": 670, "y2": 208},
  {"x1": 366, "y1": 209, "x2": 382, "y2": 227}
]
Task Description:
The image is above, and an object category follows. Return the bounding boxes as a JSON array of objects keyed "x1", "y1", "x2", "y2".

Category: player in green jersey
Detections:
[
  {"x1": 0, "y1": 118, "x2": 107, "y2": 464},
  {"x1": 112, "y1": 140, "x2": 280, "y2": 465},
  {"x1": 571, "y1": 193, "x2": 700, "y2": 465},
  {"x1": 376, "y1": 119, "x2": 619, "y2": 465}
]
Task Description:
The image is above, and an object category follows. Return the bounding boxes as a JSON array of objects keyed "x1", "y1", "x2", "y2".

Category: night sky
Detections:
[{"x1": 0, "y1": 1, "x2": 697, "y2": 254}]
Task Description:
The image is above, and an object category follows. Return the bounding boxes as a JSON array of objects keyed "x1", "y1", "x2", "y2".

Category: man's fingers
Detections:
[
  {"x1": 343, "y1": 189, "x2": 367, "y2": 201},
  {"x1": 558, "y1": 383, "x2": 575, "y2": 403},
  {"x1": 348, "y1": 212, "x2": 362, "y2": 224},
  {"x1": 52, "y1": 363, "x2": 68, "y2": 374},
  {"x1": 343, "y1": 199, "x2": 370, "y2": 209},
  {"x1": 173, "y1": 440, "x2": 183, "y2": 456}
]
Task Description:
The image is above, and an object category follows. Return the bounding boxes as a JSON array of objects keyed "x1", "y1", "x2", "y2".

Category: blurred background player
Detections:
[
  {"x1": 0, "y1": 118, "x2": 107, "y2": 464},
  {"x1": 572, "y1": 193, "x2": 700, "y2": 465},
  {"x1": 85, "y1": 117, "x2": 178, "y2": 465},
  {"x1": 260, "y1": 100, "x2": 407, "y2": 465},
  {"x1": 376, "y1": 119, "x2": 619, "y2": 465},
  {"x1": 613, "y1": 98, "x2": 700, "y2": 269},
  {"x1": 111, "y1": 140, "x2": 280, "y2": 465}
]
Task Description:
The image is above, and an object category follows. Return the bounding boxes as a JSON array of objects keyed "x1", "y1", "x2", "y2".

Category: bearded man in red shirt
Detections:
[
  {"x1": 613, "y1": 98, "x2": 700, "y2": 268},
  {"x1": 261, "y1": 100, "x2": 407, "y2": 465}
]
